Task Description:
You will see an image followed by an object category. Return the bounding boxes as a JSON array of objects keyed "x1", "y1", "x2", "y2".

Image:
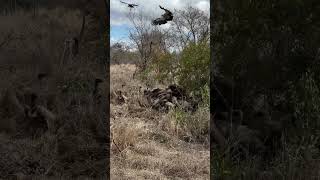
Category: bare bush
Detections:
[
  {"x1": 128, "y1": 12, "x2": 155, "y2": 71},
  {"x1": 170, "y1": 6, "x2": 210, "y2": 50}
]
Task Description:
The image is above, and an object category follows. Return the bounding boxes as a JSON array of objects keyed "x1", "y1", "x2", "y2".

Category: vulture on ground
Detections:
[{"x1": 152, "y1": 6, "x2": 173, "y2": 25}]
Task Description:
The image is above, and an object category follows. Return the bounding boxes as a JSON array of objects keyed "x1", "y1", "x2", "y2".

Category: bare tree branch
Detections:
[{"x1": 0, "y1": 31, "x2": 14, "y2": 49}]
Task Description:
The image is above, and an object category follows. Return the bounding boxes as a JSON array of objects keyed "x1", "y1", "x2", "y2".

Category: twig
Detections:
[
  {"x1": 44, "y1": 161, "x2": 57, "y2": 175},
  {"x1": 0, "y1": 31, "x2": 14, "y2": 49},
  {"x1": 112, "y1": 139, "x2": 122, "y2": 154}
]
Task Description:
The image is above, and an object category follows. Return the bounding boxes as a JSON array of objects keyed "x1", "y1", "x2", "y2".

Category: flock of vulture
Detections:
[{"x1": 120, "y1": 1, "x2": 173, "y2": 25}]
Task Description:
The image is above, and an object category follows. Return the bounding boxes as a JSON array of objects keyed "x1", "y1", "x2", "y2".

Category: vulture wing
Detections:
[
  {"x1": 152, "y1": 6, "x2": 173, "y2": 25},
  {"x1": 120, "y1": 1, "x2": 129, "y2": 5},
  {"x1": 152, "y1": 17, "x2": 167, "y2": 26}
]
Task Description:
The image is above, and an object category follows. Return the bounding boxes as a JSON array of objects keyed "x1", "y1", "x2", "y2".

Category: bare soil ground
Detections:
[{"x1": 110, "y1": 64, "x2": 209, "y2": 180}]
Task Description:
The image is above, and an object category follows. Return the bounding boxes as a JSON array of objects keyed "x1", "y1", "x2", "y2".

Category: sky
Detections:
[{"x1": 110, "y1": 0, "x2": 210, "y2": 45}]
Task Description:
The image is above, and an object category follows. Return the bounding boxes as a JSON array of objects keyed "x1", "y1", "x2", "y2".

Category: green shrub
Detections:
[
  {"x1": 136, "y1": 67, "x2": 157, "y2": 88},
  {"x1": 177, "y1": 41, "x2": 210, "y2": 99},
  {"x1": 150, "y1": 52, "x2": 177, "y2": 84}
]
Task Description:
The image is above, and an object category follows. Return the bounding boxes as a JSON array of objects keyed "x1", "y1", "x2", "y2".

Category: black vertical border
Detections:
[
  {"x1": 209, "y1": 0, "x2": 214, "y2": 179},
  {"x1": 104, "y1": 0, "x2": 111, "y2": 179}
]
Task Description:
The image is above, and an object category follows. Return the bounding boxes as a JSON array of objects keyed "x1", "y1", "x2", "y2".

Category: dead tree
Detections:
[
  {"x1": 127, "y1": 12, "x2": 154, "y2": 77},
  {"x1": 170, "y1": 6, "x2": 209, "y2": 50}
]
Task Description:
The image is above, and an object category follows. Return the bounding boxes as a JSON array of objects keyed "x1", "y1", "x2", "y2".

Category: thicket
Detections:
[{"x1": 212, "y1": 0, "x2": 320, "y2": 179}]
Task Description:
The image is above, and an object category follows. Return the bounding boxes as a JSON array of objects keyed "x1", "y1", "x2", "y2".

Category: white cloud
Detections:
[
  {"x1": 111, "y1": 16, "x2": 129, "y2": 26},
  {"x1": 158, "y1": 23, "x2": 171, "y2": 31},
  {"x1": 196, "y1": 1, "x2": 210, "y2": 13},
  {"x1": 111, "y1": 0, "x2": 210, "y2": 43},
  {"x1": 111, "y1": 0, "x2": 210, "y2": 26}
]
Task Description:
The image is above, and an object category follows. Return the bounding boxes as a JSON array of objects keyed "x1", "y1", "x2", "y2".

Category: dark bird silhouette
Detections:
[
  {"x1": 152, "y1": 6, "x2": 173, "y2": 25},
  {"x1": 120, "y1": 1, "x2": 138, "y2": 8}
]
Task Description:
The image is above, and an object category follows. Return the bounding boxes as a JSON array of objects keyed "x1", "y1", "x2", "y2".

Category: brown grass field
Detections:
[{"x1": 110, "y1": 64, "x2": 210, "y2": 179}]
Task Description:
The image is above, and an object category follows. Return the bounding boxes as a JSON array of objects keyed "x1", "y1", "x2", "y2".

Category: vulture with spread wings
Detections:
[
  {"x1": 120, "y1": 1, "x2": 138, "y2": 8},
  {"x1": 152, "y1": 6, "x2": 173, "y2": 25}
]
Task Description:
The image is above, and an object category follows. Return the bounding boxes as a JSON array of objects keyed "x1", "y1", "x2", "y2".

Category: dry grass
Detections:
[
  {"x1": 110, "y1": 64, "x2": 210, "y2": 179},
  {"x1": 0, "y1": 8, "x2": 107, "y2": 179}
]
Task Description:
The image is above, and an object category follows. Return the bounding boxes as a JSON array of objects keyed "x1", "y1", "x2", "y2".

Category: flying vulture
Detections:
[
  {"x1": 152, "y1": 6, "x2": 173, "y2": 25},
  {"x1": 120, "y1": 1, "x2": 138, "y2": 8}
]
